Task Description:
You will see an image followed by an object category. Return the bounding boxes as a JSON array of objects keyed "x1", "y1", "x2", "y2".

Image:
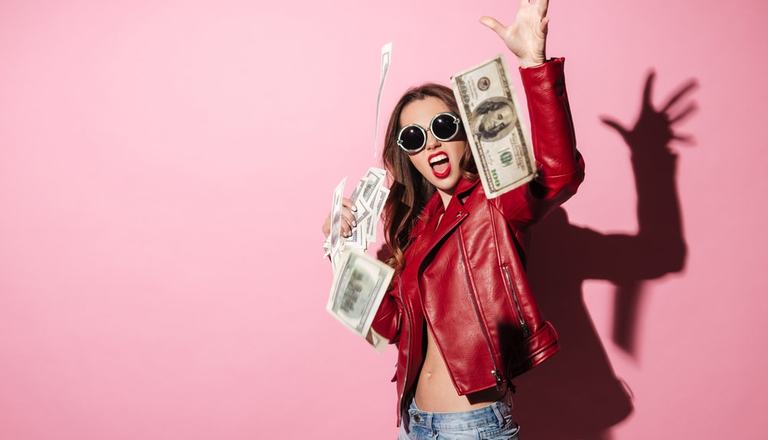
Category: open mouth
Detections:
[{"x1": 428, "y1": 152, "x2": 451, "y2": 179}]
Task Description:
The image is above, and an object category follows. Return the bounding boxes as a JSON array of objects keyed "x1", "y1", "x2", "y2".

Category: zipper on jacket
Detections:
[
  {"x1": 397, "y1": 277, "x2": 411, "y2": 420},
  {"x1": 458, "y1": 228, "x2": 504, "y2": 391},
  {"x1": 502, "y1": 264, "x2": 530, "y2": 338}
]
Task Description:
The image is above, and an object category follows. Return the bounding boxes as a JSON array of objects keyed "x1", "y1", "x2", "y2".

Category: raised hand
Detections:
[{"x1": 480, "y1": 0, "x2": 550, "y2": 68}]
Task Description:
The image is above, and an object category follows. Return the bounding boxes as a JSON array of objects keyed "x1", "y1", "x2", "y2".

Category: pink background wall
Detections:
[{"x1": 1, "y1": 0, "x2": 766, "y2": 438}]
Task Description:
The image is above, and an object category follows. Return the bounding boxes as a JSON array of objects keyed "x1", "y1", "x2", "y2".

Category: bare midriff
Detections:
[
  {"x1": 412, "y1": 210, "x2": 507, "y2": 412},
  {"x1": 414, "y1": 324, "x2": 507, "y2": 412}
]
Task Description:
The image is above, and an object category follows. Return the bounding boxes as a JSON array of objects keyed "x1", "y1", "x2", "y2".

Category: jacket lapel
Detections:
[{"x1": 412, "y1": 177, "x2": 481, "y2": 273}]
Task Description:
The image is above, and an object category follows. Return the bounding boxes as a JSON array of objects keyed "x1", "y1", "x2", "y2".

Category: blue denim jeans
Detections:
[{"x1": 397, "y1": 391, "x2": 520, "y2": 439}]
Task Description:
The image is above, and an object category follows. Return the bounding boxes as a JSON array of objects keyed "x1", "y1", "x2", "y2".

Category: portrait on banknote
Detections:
[{"x1": 472, "y1": 96, "x2": 518, "y2": 142}]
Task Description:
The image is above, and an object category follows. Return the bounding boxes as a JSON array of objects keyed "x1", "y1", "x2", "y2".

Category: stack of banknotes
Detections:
[{"x1": 324, "y1": 168, "x2": 394, "y2": 351}]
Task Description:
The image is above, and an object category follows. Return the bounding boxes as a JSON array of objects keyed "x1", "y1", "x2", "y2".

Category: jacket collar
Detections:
[
  {"x1": 420, "y1": 175, "x2": 481, "y2": 219},
  {"x1": 408, "y1": 176, "x2": 481, "y2": 273}
]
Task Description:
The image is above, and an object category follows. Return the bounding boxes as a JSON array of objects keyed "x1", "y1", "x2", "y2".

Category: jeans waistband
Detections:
[{"x1": 406, "y1": 391, "x2": 513, "y2": 431}]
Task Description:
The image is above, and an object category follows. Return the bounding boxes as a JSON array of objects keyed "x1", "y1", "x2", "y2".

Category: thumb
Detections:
[
  {"x1": 540, "y1": 16, "x2": 550, "y2": 35},
  {"x1": 479, "y1": 16, "x2": 506, "y2": 36}
]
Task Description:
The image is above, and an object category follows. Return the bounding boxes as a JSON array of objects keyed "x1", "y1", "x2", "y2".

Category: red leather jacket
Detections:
[{"x1": 370, "y1": 57, "x2": 586, "y2": 426}]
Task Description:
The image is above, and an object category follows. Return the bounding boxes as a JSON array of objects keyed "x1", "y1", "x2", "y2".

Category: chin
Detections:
[{"x1": 433, "y1": 172, "x2": 462, "y2": 194}]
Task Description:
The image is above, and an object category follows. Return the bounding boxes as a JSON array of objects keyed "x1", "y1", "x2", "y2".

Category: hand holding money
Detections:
[
  {"x1": 322, "y1": 168, "x2": 393, "y2": 351},
  {"x1": 322, "y1": 198, "x2": 357, "y2": 239}
]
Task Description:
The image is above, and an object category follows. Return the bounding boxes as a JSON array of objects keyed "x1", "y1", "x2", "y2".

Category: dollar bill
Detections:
[
  {"x1": 327, "y1": 249, "x2": 394, "y2": 345},
  {"x1": 361, "y1": 167, "x2": 385, "y2": 202},
  {"x1": 329, "y1": 177, "x2": 347, "y2": 270},
  {"x1": 359, "y1": 168, "x2": 386, "y2": 241},
  {"x1": 373, "y1": 42, "x2": 393, "y2": 158},
  {"x1": 366, "y1": 185, "x2": 389, "y2": 243},
  {"x1": 345, "y1": 178, "x2": 370, "y2": 250},
  {"x1": 325, "y1": 168, "x2": 388, "y2": 260},
  {"x1": 451, "y1": 56, "x2": 536, "y2": 199},
  {"x1": 365, "y1": 327, "x2": 388, "y2": 352},
  {"x1": 323, "y1": 236, "x2": 331, "y2": 257}
]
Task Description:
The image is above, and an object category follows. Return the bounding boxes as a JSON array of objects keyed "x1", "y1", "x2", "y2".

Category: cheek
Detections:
[
  {"x1": 452, "y1": 144, "x2": 468, "y2": 174},
  {"x1": 453, "y1": 143, "x2": 467, "y2": 162},
  {"x1": 409, "y1": 154, "x2": 427, "y2": 172}
]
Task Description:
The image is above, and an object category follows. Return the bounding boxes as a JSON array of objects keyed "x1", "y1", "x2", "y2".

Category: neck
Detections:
[{"x1": 437, "y1": 189, "x2": 453, "y2": 209}]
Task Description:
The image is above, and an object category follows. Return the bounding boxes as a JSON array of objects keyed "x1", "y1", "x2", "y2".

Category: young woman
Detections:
[{"x1": 322, "y1": 1, "x2": 585, "y2": 438}]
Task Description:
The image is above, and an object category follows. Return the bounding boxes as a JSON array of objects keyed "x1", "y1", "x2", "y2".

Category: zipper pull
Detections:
[{"x1": 491, "y1": 369, "x2": 504, "y2": 390}]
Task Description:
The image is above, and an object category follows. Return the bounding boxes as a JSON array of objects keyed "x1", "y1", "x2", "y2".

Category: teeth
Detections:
[{"x1": 429, "y1": 153, "x2": 448, "y2": 165}]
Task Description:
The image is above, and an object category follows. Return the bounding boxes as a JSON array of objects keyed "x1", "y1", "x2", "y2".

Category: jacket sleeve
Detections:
[
  {"x1": 492, "y1": 57, "x2": 586, "y2": 229},
  {"x1": 370, "y1": 275, "x2": 403, "y2": 345}
]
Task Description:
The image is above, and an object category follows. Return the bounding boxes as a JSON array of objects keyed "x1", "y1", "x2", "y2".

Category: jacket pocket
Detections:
[{"x1": 501, "y1": 264, "x2": 530, "y2": 338}]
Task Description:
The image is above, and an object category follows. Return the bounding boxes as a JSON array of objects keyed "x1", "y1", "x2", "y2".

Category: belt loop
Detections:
[
  {"x1": 490, "y1": 401, "x2": 505, "y2": 426},
  {"x1": 425, "y1": 411, "x2": 434, "y2": 430}
]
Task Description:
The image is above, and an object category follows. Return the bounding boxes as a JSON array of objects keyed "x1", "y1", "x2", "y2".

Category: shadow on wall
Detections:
[{"x1": 510, "y1": 70, "x2": 697, "y2": 440}]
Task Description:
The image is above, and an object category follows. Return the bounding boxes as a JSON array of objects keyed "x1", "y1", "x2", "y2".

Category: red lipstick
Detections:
[{"x1": 428, "y1": 152, "x2": 451, "y2": 179}]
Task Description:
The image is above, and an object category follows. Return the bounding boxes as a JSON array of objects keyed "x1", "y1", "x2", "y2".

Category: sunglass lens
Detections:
[
  {"x1": 399, "y1": 126, "x2": 425, "y2": 152},
  {"x1": 432, "y1": 114, "x2": 460, "y2": 141}
]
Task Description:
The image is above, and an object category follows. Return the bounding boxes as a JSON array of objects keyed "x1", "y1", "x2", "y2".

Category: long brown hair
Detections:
[{"x1": 381, "y1": 83, "x2": 477, "y2": 274}]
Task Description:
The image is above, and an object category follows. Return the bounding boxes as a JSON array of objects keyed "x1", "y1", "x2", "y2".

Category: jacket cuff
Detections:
[{"x1": 518, "y1": 57, "x2": 565, "y2": 90}]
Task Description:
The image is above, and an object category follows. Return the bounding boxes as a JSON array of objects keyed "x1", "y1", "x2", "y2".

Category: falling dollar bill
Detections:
[
  {"x1": 373, "y1": 42, "x2": 393, "y2": 158},
  {"x1": 327, "y1": 249, "x2": 394, "y2": 346},
  {"x1": 451, "y1": 56, "x2": 536, "y2": 198}
]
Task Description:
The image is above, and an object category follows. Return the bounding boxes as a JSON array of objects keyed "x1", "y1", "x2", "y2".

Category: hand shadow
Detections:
[{"x1": 510, "y1": 71, "x2": 697, "y2": 439}]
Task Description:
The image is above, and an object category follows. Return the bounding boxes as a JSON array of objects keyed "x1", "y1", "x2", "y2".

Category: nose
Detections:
[{"x1": 425, "y1": 130, "x2": 441, "y2": 150}]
